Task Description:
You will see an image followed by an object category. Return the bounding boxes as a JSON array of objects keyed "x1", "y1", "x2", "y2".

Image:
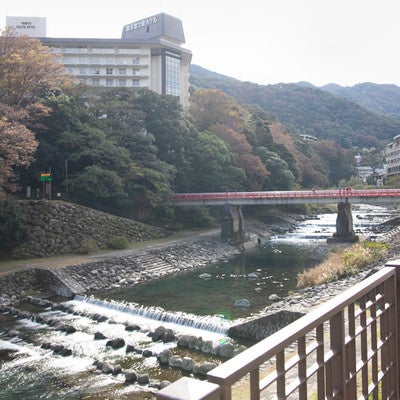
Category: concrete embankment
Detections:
[{"x1": 0, "y1": 237, "x2": 241, "y2": 301}]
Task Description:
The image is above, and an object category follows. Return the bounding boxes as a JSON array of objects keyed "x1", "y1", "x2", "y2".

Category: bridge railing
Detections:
[
  {"x1": 171, "y1": 188, "x2": 400, "y2": 202},
  {"x1": 157, "y1": 261, "x2": 400, "y2": 400}
]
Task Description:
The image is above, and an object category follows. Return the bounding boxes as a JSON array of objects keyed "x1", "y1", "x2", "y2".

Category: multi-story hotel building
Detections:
[
  {"x1": 6, "y1": 14, "x2": 192, "y2": 107},
  {"x1": 386, "y1": 134, "x2": 400, "y2": 176}
]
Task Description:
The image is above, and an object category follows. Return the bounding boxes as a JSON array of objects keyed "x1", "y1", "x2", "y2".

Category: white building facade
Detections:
[
  {"x1": 7, "y1": 14, "x2": 192, "y2": 107},
  {"x1": 386, "y1": 134, "x2": 400, "y2": 176}
]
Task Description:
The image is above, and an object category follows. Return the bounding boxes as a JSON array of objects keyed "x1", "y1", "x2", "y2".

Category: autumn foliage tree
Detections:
[
  {"x1": 0, "y1": 28, "x2": 75, "y2": 196},
  {"x1": 0, "y1": 107, "x2": 38, "y2": 195},
  {"x1": 189, "y1": 89, "x2": 270, "y2": 190}
]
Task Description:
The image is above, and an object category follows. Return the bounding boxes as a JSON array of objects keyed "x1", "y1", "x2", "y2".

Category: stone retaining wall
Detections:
[
  {"x1": 11, "y1": 200, "x2": 168, "y2": 258},
  {"x1": 0, "y1": 268, "x2": 41, "y2": 300}
]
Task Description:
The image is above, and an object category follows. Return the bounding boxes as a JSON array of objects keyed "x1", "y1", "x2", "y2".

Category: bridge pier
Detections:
[
  {"x1": 220, "y1": 204, "x2": 245, "y2": 244},
  {"x1": 328, "y1": 201, "x2": 358, "y2": 243}
]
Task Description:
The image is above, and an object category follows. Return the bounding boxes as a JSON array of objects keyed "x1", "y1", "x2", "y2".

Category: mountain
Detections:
[
  {"x1": 320, "y1": 82, "x2": 400, "y2": 122},
  {"x1": 189, "y1": 65, "x2": 400, "y2": 149}
]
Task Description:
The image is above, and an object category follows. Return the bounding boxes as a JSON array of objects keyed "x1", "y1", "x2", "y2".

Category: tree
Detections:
[
  {"x1": 0, "y1": 106, "x2": 38, "y2": 196},
  {"x1": 255, "y1": 148, "x2": 295, "y2": 190},
  {"x1": 211, "y1": 124, "x2": 269, "y2": 190},
  {"x1": 0, "y1": 28, "x2": 75, "y2": 195},
  {"x1": 311, "y1": 140, "x2": 355, "y2": 186},
  {"x1": 0, "y1": 28, "x2": 74, "y2": 108},
  {"x1": 189, "y1": 131, "x2": 246, "y2": 192},
  {"x1": 69, "y1": 165, "x2": 126, "y2": 202},
  {"x1": 189, "y1": 90, "x2": 270, "y2": 190},
  {"x1": 189, "y1": 89, "x2": 239, "y2": 132},
  {"x1": 85, "y1": 89, "x2": 177, "y2": 211}
]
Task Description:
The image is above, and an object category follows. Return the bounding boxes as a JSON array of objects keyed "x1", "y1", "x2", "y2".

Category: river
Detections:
[{"x1": 0, "y1": 204, "x2": 395, "y2": 399}]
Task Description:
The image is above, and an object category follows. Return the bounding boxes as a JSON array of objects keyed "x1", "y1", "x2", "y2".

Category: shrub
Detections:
[
  {"x1": 107, "y1": 235, "x2": 129, "y2": 250},
  {"x1": 342, "y1": 243, "x2": 373, "y2": 273},
  {"x1": 174, "y1": 206, "x2": 215, "y2": 228},
  {"x1": 79, "y1": 238, "x2": 99, "y2": 254},
  {"x1": 297, "y1": 240, "x2": 390, "y2": 288},
  {"x1": 297, "y1": 251, "x2": 344, "y2": 288}
]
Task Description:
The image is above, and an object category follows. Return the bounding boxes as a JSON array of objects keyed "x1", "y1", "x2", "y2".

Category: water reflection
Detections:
[{"x1": 97, "y1": 242, "x2": 315, "y2": 320}]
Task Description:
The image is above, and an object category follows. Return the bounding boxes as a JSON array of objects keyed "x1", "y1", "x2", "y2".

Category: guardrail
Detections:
[{"x1": 157, "y1": 260, "x2": 400, "y2": 400}]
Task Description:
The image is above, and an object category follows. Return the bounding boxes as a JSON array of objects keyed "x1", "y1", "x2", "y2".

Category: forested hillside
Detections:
[
  {"x1": 0, "y1": 30, "x2": 381, "y2": 254},
  {"x1": 320, "y1": 82, "x2": 400, "y2": 123},
  {"x1": 190, "y1": 65, "x2": 400, "y2": 149}
]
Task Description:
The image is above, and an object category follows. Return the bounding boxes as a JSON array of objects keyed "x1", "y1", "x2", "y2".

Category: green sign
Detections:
[{"x1": 39, "y1": 173, "x2": 52, "y2": 182}]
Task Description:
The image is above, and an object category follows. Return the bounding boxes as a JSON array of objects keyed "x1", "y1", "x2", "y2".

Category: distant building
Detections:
[
  {"x1": 6, "y1": 14, "x2": 192, "y2": 107},
  {"x1": 300, "y1": 134, "x2": 318, "y2": 142},
  {"x1": 386, "y1": 135, "x2": 400, "y2": 176},
  {"x1": 354, "y1": 153, "x2": 362, "y2": 164},
  {"x1": 373, "y1": 167, "x2": 387, "y2": 187},
  {"x1": 356, "y1": 166, "x2": 373, "y2": 183}
]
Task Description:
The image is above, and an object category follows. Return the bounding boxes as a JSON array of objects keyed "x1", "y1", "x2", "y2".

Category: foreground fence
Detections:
[{"x1": 157, "y1": 261, "x2": 400, "y2": 400}]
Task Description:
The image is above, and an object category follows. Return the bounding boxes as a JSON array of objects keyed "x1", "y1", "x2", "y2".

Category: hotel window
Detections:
[
  {"x1": 119, "y1": 79, "x2": 127, "y2": 87},
  {"x1": 132, "y1": 79, "x2": 140, "y2": 86},
  {"x1": 106, "y1": 79, "x2": 114, "y2": 86},
  {"x1": 79, "y1": 68, "x2": 87, "y2": 75},
  {"x1": 164, "y1": 51, "x2": 181, "y2": 97},
  {"x1": 132, "y1": 57, "x2": 140, "y2": 65},
  {"x1": 90, "y1": 56, "x2": 100, "y2": 64},
  {"x1": 91, "y1": 68, "x2": 100, "y2": 75},
  {"x1": 106, "y1": 68, "x2": 113, "y2": 75},
  {"x1": 119, "y1": 68, "x2": 126, "y2": 75},
  {"x1": 92, "y1": 78, "x2": 100, "y2": 85},
  {"x1": 79, "y1": 56, "x2": 88, "y2": 64},
  {"x1": 106, "y1": 56, "x2": 115, "y2": 64}
]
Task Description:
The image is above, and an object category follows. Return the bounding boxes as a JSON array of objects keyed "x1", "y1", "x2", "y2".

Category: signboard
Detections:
[
  {"x1": 39, "y1": 172, "x2": 52, "y2": 182},
  {"x1": 123, "y1": 16, "x2": 159, "y2": 34},
  {"x1": 6, "y1": 16, "x2": 47, "y2": 37}
]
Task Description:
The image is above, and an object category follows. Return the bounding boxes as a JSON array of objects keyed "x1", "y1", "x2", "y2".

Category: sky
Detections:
[{"x1": 1, "y1": 0, "x2": 400, "y2": 87}]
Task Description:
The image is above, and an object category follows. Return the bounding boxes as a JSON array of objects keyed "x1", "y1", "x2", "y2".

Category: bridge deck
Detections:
[{"x1": 171, "y1": 189, "x2": 400, "y2": 206}]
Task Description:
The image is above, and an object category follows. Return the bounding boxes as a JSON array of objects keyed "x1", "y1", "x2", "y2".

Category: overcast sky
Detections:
[{"x1": 2, "y1": 0, "x2": 400, "y2": 87}]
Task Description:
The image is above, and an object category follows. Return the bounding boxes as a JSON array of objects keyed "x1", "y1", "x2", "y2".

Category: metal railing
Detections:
[{"x1": 157, "y1": 261, "x2": 400, "y2": 399}]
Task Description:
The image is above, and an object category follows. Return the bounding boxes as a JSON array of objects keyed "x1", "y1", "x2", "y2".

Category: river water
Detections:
[{"x1": 0, "y1": 204, "x2": 394, "y2": 399}]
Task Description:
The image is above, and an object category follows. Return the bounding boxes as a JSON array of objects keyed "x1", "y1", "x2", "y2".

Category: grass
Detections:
[{"x1": 297, "y1": 240, "x2": 390, "y2": 288}]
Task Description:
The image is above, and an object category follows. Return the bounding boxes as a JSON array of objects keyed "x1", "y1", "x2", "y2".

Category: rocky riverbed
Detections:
[
  {"x1": 1, "y1": 213, "x2": 400, "y2": 398},
  {"x1": 2, "y1": 216, "x2": 400, "y2": 340}
]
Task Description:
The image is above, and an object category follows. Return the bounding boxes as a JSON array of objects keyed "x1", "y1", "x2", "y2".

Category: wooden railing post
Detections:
[
  {"x1": 328, "y1": 310, "x2": 346, "y2": 399},
  {"x1": 384, "y1": 259, "x2": 400, "y2": 397}
]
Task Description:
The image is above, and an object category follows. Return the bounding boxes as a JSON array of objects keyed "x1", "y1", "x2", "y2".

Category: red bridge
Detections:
[
  {"x1": 171, "y1": 188, "x2": 400, "y2": 206},
  {"x1": 170, "y1": 189, "x2": 400, "y2": 243}
]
